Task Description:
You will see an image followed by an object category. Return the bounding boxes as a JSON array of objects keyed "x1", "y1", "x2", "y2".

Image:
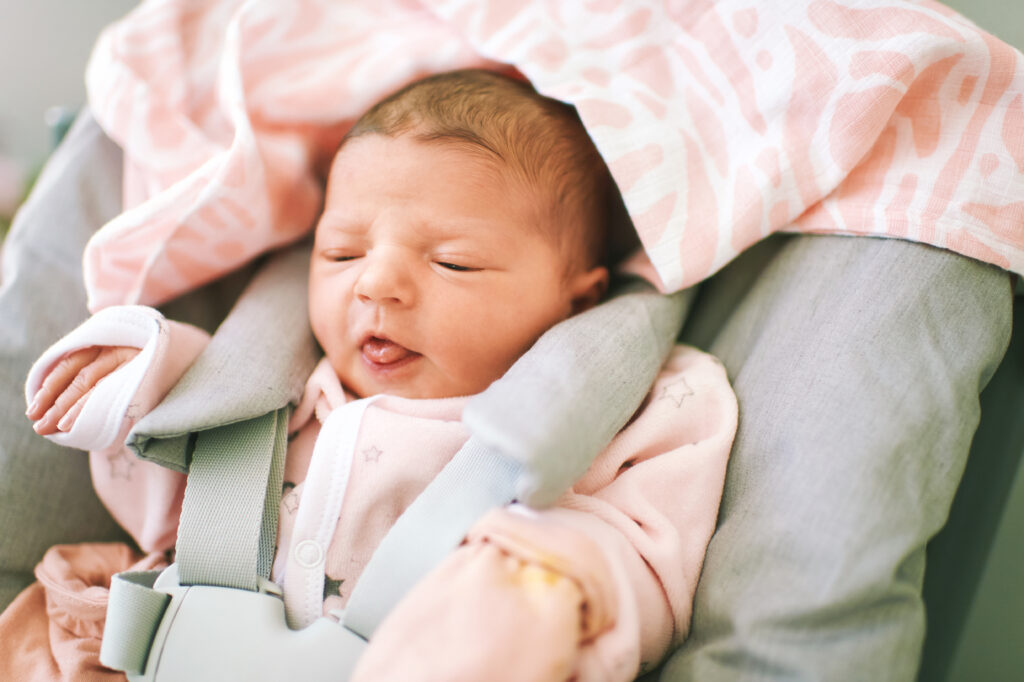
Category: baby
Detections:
[{"x1": 24, "y1": 70, "x2": 736, "y2": 681}]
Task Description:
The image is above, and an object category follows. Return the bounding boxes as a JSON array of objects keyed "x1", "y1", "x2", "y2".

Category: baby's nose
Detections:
[{"x1": 353, "y1": 250, "x2": 414, "y2": 305}]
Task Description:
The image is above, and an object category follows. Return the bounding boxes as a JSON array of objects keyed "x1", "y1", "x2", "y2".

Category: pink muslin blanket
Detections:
[{"x1": 84, "y1": 0, "x2": 1024, "y2": 310}]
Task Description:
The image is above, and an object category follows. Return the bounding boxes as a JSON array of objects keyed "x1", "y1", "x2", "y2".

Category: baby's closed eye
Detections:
[
  {"x1": 435, "y1": 261, "x2": 481, "y2": 272},
  {"x1": 321, "y1": 250, "x2": 362, "y2": 263}
]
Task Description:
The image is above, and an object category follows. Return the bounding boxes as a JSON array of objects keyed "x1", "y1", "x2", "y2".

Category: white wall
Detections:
[{"x1": 0, "y1": 1, "x2": 137, "y2": 168}]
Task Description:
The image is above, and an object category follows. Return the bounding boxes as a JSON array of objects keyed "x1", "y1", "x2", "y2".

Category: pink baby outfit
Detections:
[
  {"x1": 19, "y1": 306, "x2": 737, "y2": 681},
  {"x1": 0, "y1": 545, "x2": 167, "y2": 682}
]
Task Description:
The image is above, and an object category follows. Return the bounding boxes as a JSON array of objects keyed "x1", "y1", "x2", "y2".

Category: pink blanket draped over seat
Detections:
[{"x1": 83, "y1": 0, "x2": 1024, "y2": 309}]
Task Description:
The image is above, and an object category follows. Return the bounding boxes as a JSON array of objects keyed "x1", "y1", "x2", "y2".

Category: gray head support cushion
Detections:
[{"x1": 665, "y1": 235, "x2": 1013, "y2": 681}]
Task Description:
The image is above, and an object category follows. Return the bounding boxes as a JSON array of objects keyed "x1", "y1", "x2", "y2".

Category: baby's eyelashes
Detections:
[
  {"x1": 316, "y1": 245, "x2": 486, "y2": 273},
  {"x1": 321, "y1": 250, "x2": 362, "y2": 263},
  {"x1": 435, "y1": 261, "x2": 481, "y2": 272}
]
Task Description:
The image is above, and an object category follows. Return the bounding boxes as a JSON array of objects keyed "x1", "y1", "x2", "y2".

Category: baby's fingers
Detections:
[
  {"x1": 57, "y1": 382, "x2": 100, "y2": 430},
  {"x1": 26, "y1": 347, "x2": 102, "y2": 422},
  {"x1": 56, "y1": 387, "x2": 94, "y2": 433},
  {"x1": 31, "y1": 346, "x2": 139, "y2": 435}
]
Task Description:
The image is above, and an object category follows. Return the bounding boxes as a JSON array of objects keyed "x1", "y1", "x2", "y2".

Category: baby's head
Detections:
[{"x1": 310, "y1": 69, "x2": 616, "y2": 399}]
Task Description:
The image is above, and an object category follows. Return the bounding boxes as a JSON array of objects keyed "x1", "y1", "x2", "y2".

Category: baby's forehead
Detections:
[
  {"x1": 329, "y1": 132, "x2": 519, "y2": 197},
  {"x1": 324, "y1": 134, "x2": 542, "y2": 217},
  {"x1": 326, "y1": 129, "x2": 595, "y2": 262}
]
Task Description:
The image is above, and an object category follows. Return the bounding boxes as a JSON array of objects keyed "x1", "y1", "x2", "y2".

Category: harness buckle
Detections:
[{"x1": 126, "y1": 564, "x2": 368, "y2": 681}]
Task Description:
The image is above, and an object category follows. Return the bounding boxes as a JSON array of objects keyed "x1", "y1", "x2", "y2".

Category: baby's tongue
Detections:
[{"x1": 363, "y1": 337, "x2": 414, "y2": 364}]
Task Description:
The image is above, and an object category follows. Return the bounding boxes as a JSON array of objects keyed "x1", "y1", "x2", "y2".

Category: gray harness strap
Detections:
[
  {"x1": 100, "y1": 408, "x2": 292, "y2": 674},
  {"x1": 101, "y1": 571, "x2": 172, "y2": 673},
  {"x1": 100, "y1": 248, "x2": 691, "y2": 676},
  {"x1": 345, "y1": 279, "x2": 692, "y2": 638},
  {"x1": 177, "y1": 408, "x2": 289, "y2": 589},
  {"x1": 342, "y1": 436, "x2": 521, "y2": 638}
]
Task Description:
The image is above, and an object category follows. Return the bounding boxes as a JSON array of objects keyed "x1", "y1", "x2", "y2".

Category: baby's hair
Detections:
[{"x1": 342, "y1": 69, "x2": 622, "y2": 271}]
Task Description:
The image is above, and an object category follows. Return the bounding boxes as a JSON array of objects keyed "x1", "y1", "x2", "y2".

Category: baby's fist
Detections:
[
  {"x1": 352, "y1": 542, "x2": 584, "y2": 682},
  {"x1": 27, "y1": 345, "x2": 140, "y2": 435}
]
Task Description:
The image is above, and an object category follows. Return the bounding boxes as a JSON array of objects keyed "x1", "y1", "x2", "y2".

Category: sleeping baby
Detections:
[{"x1": 23, "y1": 69, "x2": 737, "y2": 681}]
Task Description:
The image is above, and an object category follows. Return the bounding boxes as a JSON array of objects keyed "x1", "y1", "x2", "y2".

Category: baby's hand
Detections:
[
  {"x1": 27, "y1": 345, "x2": 140, "y2": 435},
  {"x1": 352, "y1": 543, "x2": 584, "y2": 682}
]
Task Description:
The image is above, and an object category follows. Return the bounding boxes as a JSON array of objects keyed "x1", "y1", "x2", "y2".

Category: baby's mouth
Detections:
[{"x1": 361, "y1": 336, "x2": 420, "y2": 367}]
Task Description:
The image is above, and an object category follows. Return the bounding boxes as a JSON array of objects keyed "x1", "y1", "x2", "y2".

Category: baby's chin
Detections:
[{"x1": 341, "y1": 367, "x2": 495, "y2": 401}]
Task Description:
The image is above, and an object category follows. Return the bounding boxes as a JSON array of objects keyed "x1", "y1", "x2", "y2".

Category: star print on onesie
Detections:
[
  {"x1": 107, "y1": 450, "x2": 136, "y2": 480},
  {"x1": 281, "y1": 482, "x2": 300, "y2": 514},
  {"x1": 323, "y1": 576, "x2": 345, "y2": 600},
  {"x1": 657, "y1": 377, "x2": 695, "y2": 408}
]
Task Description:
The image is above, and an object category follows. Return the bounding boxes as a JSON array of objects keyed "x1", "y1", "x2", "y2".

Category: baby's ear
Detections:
[{"x1": 569, "y1": 266, "x2": 609, "y2": 315}]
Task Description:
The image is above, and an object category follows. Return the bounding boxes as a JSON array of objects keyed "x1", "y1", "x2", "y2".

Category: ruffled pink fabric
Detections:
[{"x1": 0, "y1": 544, "x2": 168, "y2": 682}]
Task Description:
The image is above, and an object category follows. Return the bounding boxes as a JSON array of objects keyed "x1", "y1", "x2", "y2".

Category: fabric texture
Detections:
[
  {"x1": 0, "y1": 543, "x2": 166, "y2": 682},
  {"x1": 464, "y1": 278, "x2": 692, "y2": 507},
  {"x1": 175, "y1": 408, "x2": 289, "y2": 590},
  {"x1": 661, "y1": 233, "x2": 1013, "y2": 681},
  {"x1": 126, "y1": 243, "x2": 321, "y2": 474},
  {"x1": 81, "y1": 0, "x2": 1024, "y2": 310},
  {"x1": 24, "y1": 307, "x2": 209, "y2": 454},
  {"x1": 0, "y1": 113, "x2": 129, "y2": 613}
]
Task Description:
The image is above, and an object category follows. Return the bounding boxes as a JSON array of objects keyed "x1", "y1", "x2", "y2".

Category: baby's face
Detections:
[{"x1": 309, "y1": 134, "x2": 604, "y2": 399}]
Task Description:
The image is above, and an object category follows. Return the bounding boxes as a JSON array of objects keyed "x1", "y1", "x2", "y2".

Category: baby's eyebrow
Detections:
[
  {"x1": 422, "y1": 211, "x2": 511, "y2": 235},
  {"x1": 421, "y1": 219, "x2": 480, "y2": 238},
  {"x1": 317, "y1": 214, "x2": 366, "y2": 234},
  {"x1": 317, "y1": 209, "x2": 513, "y2": 246}
]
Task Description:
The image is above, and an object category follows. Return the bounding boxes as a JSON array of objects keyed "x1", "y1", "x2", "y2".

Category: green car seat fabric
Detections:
[{"x1": 0, "y1": 112, "x2": 130, "y2": 610}]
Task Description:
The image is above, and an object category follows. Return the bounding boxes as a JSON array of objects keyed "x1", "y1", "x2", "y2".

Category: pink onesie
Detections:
[{"x1": 15, "y1": 305, "x2": 737, "y2": 681}]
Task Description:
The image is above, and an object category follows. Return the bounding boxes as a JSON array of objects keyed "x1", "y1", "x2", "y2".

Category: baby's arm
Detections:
[
  {"x1": 24, "y1": 305, "x2": 211, "y2": 453},
  {"x1": 353, "y1": 544, "x2": 587, "y2": 682},
  {"x1": 355, "y1": 345, "x2": 737, "y2": 681},
  {"x1": 27, "y1": 345, "x2": 140, "y2": 435},
  {"x1": 23, "y1": 306, "x2": 210, "y2": 552}
]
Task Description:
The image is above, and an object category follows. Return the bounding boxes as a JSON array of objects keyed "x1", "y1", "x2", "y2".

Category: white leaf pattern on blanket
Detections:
[{"x1": 83, "y1": 0, "x2": 1024, "y2": 310}]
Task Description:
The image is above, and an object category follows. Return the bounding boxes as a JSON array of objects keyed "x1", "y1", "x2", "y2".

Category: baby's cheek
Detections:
[
  {"x1": 428, "y1": 304, "x2": 542, "y2": 394},
  {"x1": 466, "y1": 348, "x2": 527, "y2": 395}
]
